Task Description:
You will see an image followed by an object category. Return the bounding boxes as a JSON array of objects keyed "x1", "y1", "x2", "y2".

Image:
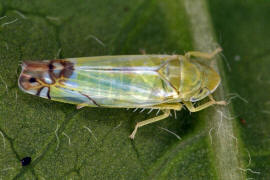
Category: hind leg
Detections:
[
  {"x1": 129, "y1": 110, "x2": 170, "y2": 139},
  {"x1": 129, "y1": 103, "x2": 182, "y2": 139}
]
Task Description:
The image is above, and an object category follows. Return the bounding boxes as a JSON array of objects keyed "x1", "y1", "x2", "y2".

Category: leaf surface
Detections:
[{"x1": 0, "y1": 0, "x2": 269, "y2": 179}]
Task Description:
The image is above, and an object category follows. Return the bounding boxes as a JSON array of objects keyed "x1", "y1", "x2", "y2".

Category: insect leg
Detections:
[
  {"x1": 183, "y1": 94, "x2": 226, "y2": 112},
  {"x1": 129, "y1": 109, "x2": 170, "y2": 139},
  {"x1": 185, "y1": 48, "x2": 222, "y2": 60},
  {"x1": 151, "y1": 103, "x2": 182, "y2": 110}
]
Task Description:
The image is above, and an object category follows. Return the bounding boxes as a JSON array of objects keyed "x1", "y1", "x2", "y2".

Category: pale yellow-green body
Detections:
[
  {"x1": 51, "y1": 54, "x2": 220, "y2": 109},
  {"x1": 18, "y1": 48, "x2": 226, "y2": 139}
]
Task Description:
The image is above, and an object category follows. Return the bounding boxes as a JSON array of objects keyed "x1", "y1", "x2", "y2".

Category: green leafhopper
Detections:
[{"x1": 18, "y1": 48, "x2": 226, "y2": 139}]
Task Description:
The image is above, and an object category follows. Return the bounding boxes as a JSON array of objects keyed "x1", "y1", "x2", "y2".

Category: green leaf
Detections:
[{"x1": 0, "y1": 0, "x2": 269, "y2": 179}]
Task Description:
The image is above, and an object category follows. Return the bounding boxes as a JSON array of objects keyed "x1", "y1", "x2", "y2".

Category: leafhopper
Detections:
[{"x1": 18, "y1": 48, "x2": 226, "y2": 139}]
